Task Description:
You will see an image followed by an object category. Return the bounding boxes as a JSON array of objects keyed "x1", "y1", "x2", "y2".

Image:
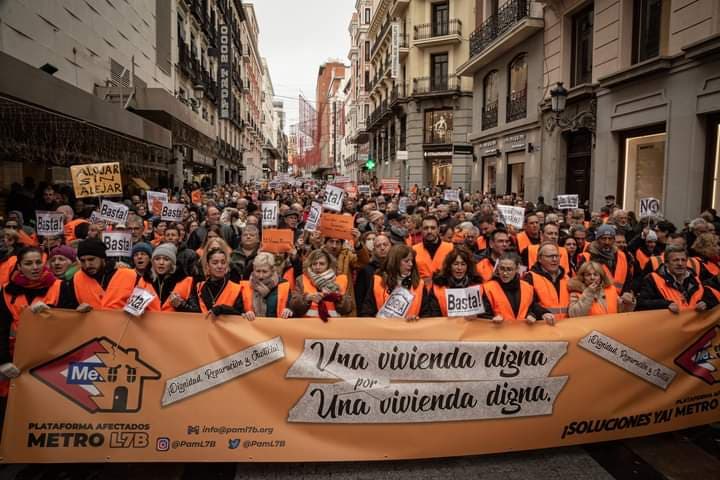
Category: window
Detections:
[
  {"x1": 632, "y1": 0, "x2": 667, "y2": 64},
  {"x1": 107, "y1": 366, "x2": 119, "y2": 383},
  {"x1": 424, "y1": 109, "x2": 453, "y2": 144},
  {"x1": 364, "y1": 70, "x2": 370, "y2": 91},
  {"x1": 432, "y1": 2, "x2": 449, "y2": 36},
  {"x1": 125, "y1": 365, "x2": 137, "y2": 383},
  {"x1": 507, "y1": 54, "x2": 527, "y2": 122},
  {"x1": 571, "y1": 5, "x2": 593, "y2": 86},
  {"x1": 431, "y1": 53, "x2": 448, "y2": 91},
  {"x1": 619, "y1": 128, "x2": 666, "y2": 211},
  {"x1": 364, "y1": 8, "x2": 371, "y2": 24},
  {"x1": 365, "y1": 41, "x2": 370, "y2": 62},
  {"x1": 482, "y1": 70, "x2": 498, "y2": 130}
]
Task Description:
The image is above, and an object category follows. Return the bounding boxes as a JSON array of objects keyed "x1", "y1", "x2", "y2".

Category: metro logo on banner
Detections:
[
  {"x1": 99, "y1": 200, "x2": 129, "y2": 225},
  {"x1": 639, "y1": 197, "x2": 661, "y2": 218},
  {"x1": 305, "y1": 202, "x2": 322, "y2": 232},
  {"x1": 497, "y1": 205, "x2": 525, "y2": 230},
  {"x1": 35, "y1": 211, "x2": 64, "y2": 236},
  {"x1": 102, "y1": 232, "x2": 132, "y2": 257},
  {"x1": 380, "y1": 179, "x2": 400, "y2": 195},
  {"x1": 70, "y1": 162, "x2": 122, "y2": 198},
  {"x1": 322, "y1": 185, "x2": 345, "y2": 212},
  {"x1": 445, "y1": 286, "x2": 484, "y2": 317},
  {"x1": 160, "y1": 203, "x2": 184, "y2": 222},
  {"x1": 261, "y1": 201, "x2": 279, "y2": 227},
  {"x1": 557, "y1": 194, "x2": 579, "y2": 210}
]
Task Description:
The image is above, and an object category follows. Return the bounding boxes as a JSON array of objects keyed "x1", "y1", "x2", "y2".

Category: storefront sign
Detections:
[
  {"x1": 480, "y1": 140, "x2": 498, "y2": 156},
  {"x1": 504, "y1": 134, "x2": 526, "y2": 151},
  {"x1": 391, "y1": 22, "x2": 399, "y2": 79},
  {"x1": 445, "y1": 286, "x2": 484, "y2": 317},
  {"x1": 35, "y1": 212, "x2": 65, "y2": 236},
  {"x1": 3, "y1": 309, "x2": 720, "y2": 462},
  {"x1": 261, "y1": 201, "x2": 279, "y2": 227},
  {"x1": 424, "y1": 151, "x2": 452, "y2": 158},
  {"x1": 396, "y1": 150, "x2": 408, "y2": 161},
  {"x1": 101, "y1": 232, "x2": 132, "y2": 257},
  {"x1": 70, "y1": 162, "x2": 122, "y2": 198},
  {"x1": 218, "y1": 24, "x2": 231, "y2": 119},
  {"x1": 99, "y1": 200, "x2": 129, "y2": 225}
]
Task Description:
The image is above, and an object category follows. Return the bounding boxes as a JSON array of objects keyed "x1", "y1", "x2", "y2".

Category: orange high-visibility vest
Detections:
[
  {"x1": 581, "y1": 251, "x2": 628, "y2": 293},
  {"x1": 0, "y1": 256, "x2": 17, "y2": 286},
  {"x1": 283, "y1": 267, "x2": 296, "y2": 291},
  {"x1": 649, "y1": 272, "x2": 704, "y2": 311},
  {"x1": 516, "y1": 231, "x2": 538, "y2": 253},
  {"x1": 588, "y1": 285, "x2": 619, "y2": 316},
  {"x1": 138, "y1": 276, "x2": 194, "y2": 312},
  {"x1": 527, "y1": 244, "x2": 570, "y2": 272},
  {"x1": 695, "y1": 258, "x2": 720, "y2": 277},
  {"x1": 413, "y1": 241, "x2": 454, "y2": 280},
  {"x1": 64, "y1": 219, "x2": 88, "y2": 244},
  {"x1": 483, "y1": 280, "x2": 534, "y2": 321},
  {"x1": 528, "y1": 272, "x2": 569, "y2": 319},
  {"x1": 71, "y1": 268, "x2": 138, "y2": 310},
  {"x1": 372, "y1": 275, "x2": 423, "y2": 318},
  {"x1": 476, "y1": 257, "x2": 496, "y2": 282},
  {"x1": 196, "y1": 279, "x2": 243, "y2": 314},
  {"x1": 476, "y1": 236, "x2": 487, "y2": 251},
  {"x1": 239, "y1": 280, "x2": 290, "y2": 317},
  {"x1": 302, "y1": 274, "x2": 348, "y2": 318},
  {"x1": 635, "y1": 249, "x2": 651, "y2": 271}
]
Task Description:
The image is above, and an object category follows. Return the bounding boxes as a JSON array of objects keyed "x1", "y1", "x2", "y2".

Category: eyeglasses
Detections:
[
  {"x1": 5, "y1": 225, "x2": 18, "y2": 229},
  {"x1": 541, "y1": 254, "x2": 560, "y2": 260}
]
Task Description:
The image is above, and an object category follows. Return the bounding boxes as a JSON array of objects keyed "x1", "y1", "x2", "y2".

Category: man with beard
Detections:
[
  {"x1": 354, "y1": 234, "x2": 392, "y2": 309},
  {"x1": 187, "y1": 205, "x2": 238, "y2": 250},
  {"x1": 476, "y1": 229, "x2": 511, "y2": 282},
  {"x1": 413, "y1": 215, "x2": 453, "y2": 283},
  {"x1": 578, "y1": 224, "x2": 634, "y2": 302}
]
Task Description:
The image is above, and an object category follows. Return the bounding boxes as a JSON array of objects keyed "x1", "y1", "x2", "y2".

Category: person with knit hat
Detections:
[
  {"x1": 45, "y1": 238, "x2": 138, "y2": 311},
  {"x1": 131, "y1": 242, "x2": 153, "y2": 276},
  {"x1": 48, "y1": 245, "x2": 78, "y2": 280},
  {"x1": 137, "y1": 243, "x2": 196, "y2": 312}
]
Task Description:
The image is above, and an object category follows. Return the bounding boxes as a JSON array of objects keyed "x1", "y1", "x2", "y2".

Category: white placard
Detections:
[
  {"x1": 497, "y1": 205, "x2": 525, "y2": 230},
  {"x1": 322, "y1": 185, "x2": 345, "y2": 212},
  {"x1": 99, "y1": 199, "x2": 129, "y2": 224},
  {"x1": 358, "y1": 185, "x2": 371, "y2": 195},
  {"x1": 639, "y1": 197, "x2": 661, "y2": 218},
  {"x1": 35, "y1": 211, "x2": 65, "y2": 236},
  {"x1": 398, "y1": 197, "x2": 408, "y2": 214},
  {"x1": 102, "y1": 232, "x2": 132, "y2": 257},
  {"x1": 444, "y1": 189, "x2": 459, "y2": 203},
  {"x1": 123, "y1": 287, "x2": 156, "y2": 317},
  {"x1": 377, "y1": 287, "x2": 415, "y2": 318},
  {"x1": 304, "y1": 202, "x2": 322, "y2": 232},
  {"x1": 261, "y1": 201, "x2": 279, "y2": 227},
  {"x1": 445, "y1": 286, "x2": 484, "y2": 317},
  {"x1": 160, "y1": 202, "x2": 184, "y2": 222},
  {"x1": 146, "y1": 191, "x2": 168, "y2": 214},
  {"x1": 88, "y1": 211, "x2": 103, "y2": 224},
  {"x1": 557, "y1": 194, "x2": 579, "y2": 209}
]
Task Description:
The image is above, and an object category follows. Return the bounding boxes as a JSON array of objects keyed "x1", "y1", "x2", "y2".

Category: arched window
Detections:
[
  {"x1": 482, "y1": 70, "x2": 498, "y2": 129},
  {"x1": 507, "y1": 54, "x2": 528, "y2": 122}
]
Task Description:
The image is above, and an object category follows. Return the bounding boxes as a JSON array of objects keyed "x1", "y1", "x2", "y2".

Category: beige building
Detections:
[{"x1": 367, "y1": 0, "x2": 475, "y2": 190}]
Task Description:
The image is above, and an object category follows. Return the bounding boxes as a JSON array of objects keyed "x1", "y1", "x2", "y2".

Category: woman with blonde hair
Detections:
[
  {"x1": 239, "y1": 252, "x2": 293, "y2": 320},
  {"x1": 289, "y1": 249, "x2": 352, "y2": 320},
  {"x1": 568, "y1": 261, "x2": 635, "y2": 317},
  {"x1": 691, "y1": 232, "x2": 720, "y2": 285},
  {"x1": 192, "y1": 244, "x2": 243, "y2": 316}
]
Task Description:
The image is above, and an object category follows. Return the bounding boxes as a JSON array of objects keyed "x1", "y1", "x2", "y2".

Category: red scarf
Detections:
[{"x1": 10, "y1": 267, "x2": 56, "y2": 290}]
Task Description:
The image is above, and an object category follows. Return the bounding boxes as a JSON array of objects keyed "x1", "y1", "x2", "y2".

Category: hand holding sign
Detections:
[
  {"x1": 305, "y1": 202, "x2": 322, "y2": 232},
  {"x1": 639, "y1": 197, "x2": 661, "y2": 218}
]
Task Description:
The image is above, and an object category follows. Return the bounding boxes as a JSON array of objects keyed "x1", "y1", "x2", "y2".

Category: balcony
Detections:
[
  {"x1": 390, "y1": 0, "x2": 409, "y2": 17},
  {"x1": 482, "y1": 100, "x2": 498, "y2": 129},
  {"x1": 506, "y1": 88, "x2": 527, "y2": 123},
  {"x1": 399, "y1": 34, "x2": 409, "y2": 60},
  {"x1": 413, "y1": 19, "x2": 462, "y2": 48},
  {"x1": 458, "y1": 0, "x2": 544, "y2": 77},
  {"x1": 370, "y1": 19, "x2": 393, "y2": 60},
  {"x1": 412, "y1": 75, "x2": 467, "y2": 96},
  {"x1": 390, "y1": 83, "x2": 409, "y2": 105}
]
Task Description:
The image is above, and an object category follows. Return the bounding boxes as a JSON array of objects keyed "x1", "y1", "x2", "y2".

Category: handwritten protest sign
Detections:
[
  {"x1": 35, "y1": 212, "x2": 64, "y2": 236},
  {"x1": 497, "y1": 205, "x2": 525, "y2": 230},
  {"x1": 102, "y1": 232, "x2": 132, "y2": 257},
  {"x1": 319, "y1": 213, "x2": 354, "y2": 241},
  {"x1": 70, "y1": 162, "x2": 122, "y2": 198},
  {"x1": 160, "y1": 203, "x2": 184, "y2": 222},
  {"x1": 305, "y1": 202, "x2": 322, "y2": 232},
  {"x1": 261, "y1": 229, "x2": 294, "y2": 253},
  {"x1": 639, "y1": 197, "x2": 661, "y2": 218},
  {"x1": 99, "y1": 200, "x2": 129, "y2": 225},
  {"x1": 261, "y1": 201, "x2": 279, "y2": 227}
]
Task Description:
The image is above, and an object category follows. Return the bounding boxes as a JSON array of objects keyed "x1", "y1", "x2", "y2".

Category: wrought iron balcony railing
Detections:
[
  {"x1": 412, "y1": 75, "x2": 461, "y2": 95},
  {"x1": 506, "y1": 88, "x2": 527, "y2": 122},
  {"x1": 482, "y1": 100, "x2": 498, "y2": 129},
  {"x1": 469, "y1": 0, "x2": 530, "y2": 58},
  {"x1": 414, "y1": 19, "x2": 462, "y2": 41}
]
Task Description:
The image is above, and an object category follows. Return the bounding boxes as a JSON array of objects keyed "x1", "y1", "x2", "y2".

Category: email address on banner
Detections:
[{"x1": 193, "y1": 425, "x2": 274, "y2": 435}]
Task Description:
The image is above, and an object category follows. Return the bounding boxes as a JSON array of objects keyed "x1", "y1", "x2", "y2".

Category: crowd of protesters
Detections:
[{"x1": 1, "y1": 177, "x2": 719, "y2": 423}]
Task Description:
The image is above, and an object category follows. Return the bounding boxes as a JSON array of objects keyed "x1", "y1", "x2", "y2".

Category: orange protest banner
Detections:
[
  {"x1": 191, "y1": 190, "x2": 202, "y2": 204},
  {"x1": 319, "y1": 213, "x2": 354, "y2": 241},
  {"x1": 3, "y1": 309, "x2": 720, "y2": 463},
  {"x1": 261, "y1": 228, "x2": 294, "y2": 253}
]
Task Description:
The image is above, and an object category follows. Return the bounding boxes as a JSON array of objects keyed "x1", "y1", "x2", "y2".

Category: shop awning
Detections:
[{"x1": 132, "y1": 177, "x2": 151, "y2": 190}]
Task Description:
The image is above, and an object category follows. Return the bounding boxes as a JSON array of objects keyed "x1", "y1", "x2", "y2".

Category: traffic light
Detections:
[{"x1": 365, "y1": 158, "x2": 376, "y2": 171}]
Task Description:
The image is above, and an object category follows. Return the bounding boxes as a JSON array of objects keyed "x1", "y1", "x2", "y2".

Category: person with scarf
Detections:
[
  {"x1": 191, "y1": 247, "x2": 243, "y2": 316},
  {"x1": 239, "y1": 252, "x2": 293, "y2": 320},
  {"x1": 137, "y1": 243, "x2": 196, "y2": 312},
  {"x1": 359, "y1": 244, "x2": 426, "y2": 320},
  {"x1": 568, "y1": 261, "x2": 635, "y2": 316},
  {"x1": 425, "y1": 246, "x2": 483, "y2": 318},
  {"x1": 577, "y1": 224, "x2": 635, "y2": 304},
  {"x1": 48, "y1": 245, "x2": 78, "y2": 280},
  {"x1": 0, "y1": 246, "x2": 59, "y2": 427},
  {"x1": 289, "y1": 249, "x2": 352, "y2": 320},
  {"x1": 481, "y1": 253, "x2": 549, "y2": 323}
]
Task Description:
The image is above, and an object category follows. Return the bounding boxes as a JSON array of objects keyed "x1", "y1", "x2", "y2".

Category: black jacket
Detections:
[{"x1": 636, "y1": 265, "x2": 718, "y2": 311}]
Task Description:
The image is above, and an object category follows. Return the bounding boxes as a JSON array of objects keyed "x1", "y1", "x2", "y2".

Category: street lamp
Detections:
[{"x1": 545, "y1": 81, "x2": 596, "y2": 135}]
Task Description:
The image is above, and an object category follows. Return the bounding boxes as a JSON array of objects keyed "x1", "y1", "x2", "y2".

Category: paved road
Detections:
[{"x1": 1, "y1": 426, "x2": 718, "y2": 480}]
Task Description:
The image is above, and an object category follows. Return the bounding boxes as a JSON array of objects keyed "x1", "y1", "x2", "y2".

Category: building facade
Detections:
[
  {"x1": 313, "y1": 60, "x2": 348, "y2": 176},
  {"x1": 366, "y1": 0, "x2": 475, "y2": 190}
]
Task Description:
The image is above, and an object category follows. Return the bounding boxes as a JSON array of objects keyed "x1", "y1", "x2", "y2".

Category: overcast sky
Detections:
[{"x1": 250, "y1": 0, "x2": 354, "y2": 129}]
